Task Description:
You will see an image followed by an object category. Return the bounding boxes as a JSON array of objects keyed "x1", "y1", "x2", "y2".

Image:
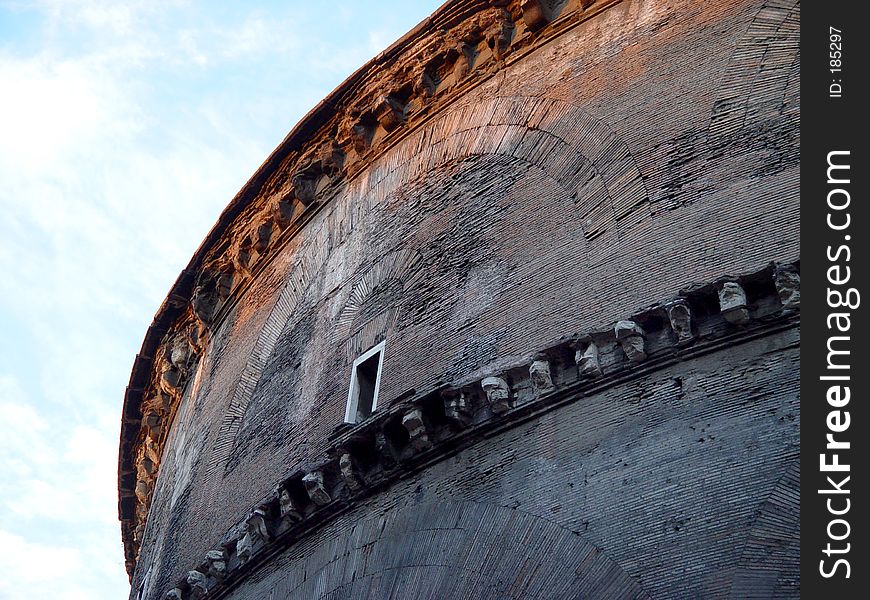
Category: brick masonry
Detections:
[
  {"x1": 125, "y1": 0, "x2": 800, "y2": 597},
  {"x1": 217, "y1": 331, "x2": 799, "y2": 599}
]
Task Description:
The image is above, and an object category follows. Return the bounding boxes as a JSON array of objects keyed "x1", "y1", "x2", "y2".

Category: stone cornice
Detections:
[
  {"x1": 119, "y1": 0, "x2": 624, "y2": 578},
  {"x1": 153, "y1": 259, "x2": 801, "y2": 599}
]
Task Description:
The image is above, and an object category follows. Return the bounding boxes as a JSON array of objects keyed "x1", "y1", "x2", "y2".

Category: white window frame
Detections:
[{"x1": 344, "y1": 340, "x2": 386, "y2": 424}]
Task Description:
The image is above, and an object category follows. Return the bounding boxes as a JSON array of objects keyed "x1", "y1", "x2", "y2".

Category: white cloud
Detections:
[
  {"x1": 0, "y1": 527, "x2": 127, "y2": 600},
  {"x1": 0, "y1": 4, "x2": 305, "y2": 596},
  {"x1": 0, "y1": 57, "x2": 103, "y2": 167},
  {"x1": 30, "y1": 0, "x2": 181, "y2": 36},
  {"x1": 0, "y1": 377, "x2": 51, "y2": 478},
  {"x1": 0, "y1": 376, "x2": 115, "y2": 522},
  {"x1": 0, "y1": 529, "x2": 84, "y2": 598},
  {"x1": 219, "y1": 13, "x2": 302, "y2": 60},
  {"x1": 0, "y1": 376, "x2": 128, "y2": 598},
  {"x1": 0, "y1": 2, "x2": 445, "y2": 598}
]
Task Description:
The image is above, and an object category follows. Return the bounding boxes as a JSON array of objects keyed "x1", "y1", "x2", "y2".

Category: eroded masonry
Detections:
[{"x1": 119, "y1": 0, "x2": 800, "y2": 598}]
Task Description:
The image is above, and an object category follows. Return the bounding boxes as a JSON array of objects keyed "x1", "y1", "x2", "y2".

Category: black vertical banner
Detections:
[{"x1": 801, "y1": 2, "x2": 868, "y2": 597}]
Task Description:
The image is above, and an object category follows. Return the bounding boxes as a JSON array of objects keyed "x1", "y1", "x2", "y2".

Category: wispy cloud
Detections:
[
  {"x1": 29, "y1": 0, "x2": 168, "y2": 34},
  {"x1": 0, "y1": 1, "x2": 441, "y2": 597},
  {"x1": 0, "y1": 375, "x2": 128, "y2": 598}
]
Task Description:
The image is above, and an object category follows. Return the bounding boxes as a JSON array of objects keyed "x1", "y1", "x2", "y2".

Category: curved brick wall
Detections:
[{"x1": 123, "y1": 0, "x2": 800, "y2": 598}]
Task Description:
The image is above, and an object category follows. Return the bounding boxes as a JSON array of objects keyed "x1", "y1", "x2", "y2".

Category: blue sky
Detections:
[{"x1": 0, "y1": 1, "x2": 442, "y2": 597}]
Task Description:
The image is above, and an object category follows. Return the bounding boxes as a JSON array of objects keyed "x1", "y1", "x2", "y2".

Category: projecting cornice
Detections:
[
  {"x1": 155, "y1": 259, "x2": 800, "y2": 600},
  {"x1": 119, "y1": 0, "x2": 626, "y2": 578}
]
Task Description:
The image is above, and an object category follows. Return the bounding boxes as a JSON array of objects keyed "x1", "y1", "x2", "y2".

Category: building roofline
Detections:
[{"x1": 119, "y1": 0, "x2": 620, "y2": 578}]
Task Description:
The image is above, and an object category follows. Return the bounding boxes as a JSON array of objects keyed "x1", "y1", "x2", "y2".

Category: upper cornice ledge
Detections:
[{"x1": 119, "y1": 0, "x2": 619, "y2": 578}]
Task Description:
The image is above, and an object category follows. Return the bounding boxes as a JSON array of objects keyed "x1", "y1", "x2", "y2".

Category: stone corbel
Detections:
[
  {"x1": 233, "y1": 234, "x2": 254, "y2": 277},
  {"x1": 480, "y1": 375, "x2": 511, "y2": 413},
  {"x1": 665, "y1": 299, "x2": 694, "y2": 345},
  {"x1": 170, "y1": 329, "x2": 194, "y2": 372},
  {"x1": 205, "y1": 549, "x2": 228, "y2": 581},
  {"x1": 718, "y1": 281, "x2": 749, "y2": 324},
  {"x1": 574, "y1": 339, "x2": 602, "y2": 378},
  {"x1": 375, "y1": 430, "x2": 398, "y2": 469},
  {"x1": 154, "y1": 326, "x2": 201, "y2": 404},
  {"x1": 236, "y1": 507, "x2": 270, "y2": 565},
  {"x1": 442, "y1": 388, "x2": 473, "y2": 427},
  {"x1": 271, "y1": 193, "x2": 296, "y2": 229},
  {"x1": 375, "y1": 94, "x2": 407, "y2": 133},
  {"x1": 191, "y1": 270, "x2": 221, "y2": 327},
  {"x1": 302, "y1": 471, "x2": 332, "y2": 506},
  {"x1": 157, "y1": 357, "x2": 181, "y2": 399},
  {"x1": 529, "y1": 355, "x2": 555, "y2": 394},
  {"x1": 143, "y1": 389, "x2": 171, "y2": 415},
  {"x1": 339, "y1": 110, "x2": 375, "y2": 155},
  {"x1": 413, "y1": 64, "x2": 439, "y2": 98},
  {"x1": 186, "y1": 569, "x2": 209, "y2": 599},
  {"x1": 615, "y1": 320, "x2": 647, "y2": 363},
  {"x1": 521, "y1": 0, "x2": 549, "y2": 31},
  {"x1": 253, "y1": 220, "x2": 273, "y2": 255},
  {"x1": 276, "y1": 485, "x2": 303, "y2": 522},
  {"x1": 774, "y1": 263, "x2": 800, "y2": 310},
  {"x1": 214, "y1": 265, "x2": 235, "y2": 302},
  {"x1": 289, "y1": 139, "x2": 344, "y2": 206},
  {"x1": 402, "y1": 408, "x2": 432, "y2": 452},
  {"x1": 339, "y1": 452, "x2": 366, "y2": 492},
  {"x1": 290, "y1": 160, "x2": 322, "y2": 207},
  {"x1": 134, "y1": 477, "x2": 151, "y2": 506},
  {"x1": 316, "y1": 138, "x2": 345, "y2": 177},
  {"x1": 143, "y1": 410, "x2": 163, "y2": 438},
  {"x1": 452, "y1": 42, "x2": 474, "y2": 82},
  {"x1": 485, "y1": 9, "x2": 514, "y2": 61},
  {"x1": 137, "y1": 455, "x2": 157, "y2": 481}
]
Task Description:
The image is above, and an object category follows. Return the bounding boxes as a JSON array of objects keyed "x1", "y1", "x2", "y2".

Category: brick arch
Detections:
[
  {"x1": 706, "y1": 0, "x2": 800, "y2": 152},
  {"x1": 228, "y1": 93, "x2": 648, "y2": 391},
  {"x1": 314, "y1": 95, "x2": 652, "y2": 383},
  {"x1": 659, "y1": 0, "x2": 800, "y2": 208},
  {"x1": 337, "y1": 94, "x2": 650, "y2": 246},
  {"x1": 275, "y1": 500, "x2": 652, "y2": 600},
  {"x1": 206, "y1": 232, "x2": 331, "y2": 481},
  {"x1": 335, "y1": 248, "x2": 424, "y2": 360},
  {"x1": 206, "y1": 94, "x2": 649, "y2": 476},
  {"x1": 728, "y1": 459, "x2": 800, "y2": 598},
  {"x1": 346, "y1": 151, "x2": 589, "y2": 387}
]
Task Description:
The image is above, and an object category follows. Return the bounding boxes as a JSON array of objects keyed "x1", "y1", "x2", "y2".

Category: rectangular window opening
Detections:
[{"x1": 345, "y1": 341, "x2": 385, "y2": 424}]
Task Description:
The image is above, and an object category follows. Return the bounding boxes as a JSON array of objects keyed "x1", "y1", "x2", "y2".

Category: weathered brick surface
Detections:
[
  {"x1": 128, "y1": 0, "x2": 800, "y2": 597},
  {"x1": 208, "y1": 332, "x2": 800, "y2": 599}
]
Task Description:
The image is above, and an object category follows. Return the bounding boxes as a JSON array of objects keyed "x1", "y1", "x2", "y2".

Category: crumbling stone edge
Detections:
[
  {"x1": 154, "y1": 259, "x2": 800, "y2": 599},
  {"x1": 119, "y1": 0, "x2": 627, "y2": 575}
]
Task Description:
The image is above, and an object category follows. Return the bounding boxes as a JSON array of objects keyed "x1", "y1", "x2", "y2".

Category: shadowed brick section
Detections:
[
  {"x1": 122, "y1": 0, "x2": 800, "y2": 597},
  {"x1": 728, "y1": 462, "x2": 800, "y2": 598},
  {"x1": 378, "y1": 95, "x2": 651, "y2": 242},
  {"x1": 237, "y1": 501, "x2": 651, "y2": 599},
  {"x1": 139, "y1": 262, "x2": 799, "y2": 600},
  {"x1": 208, "y1": 237, "x2": 330, "y2": 481},
  {"x1": 707, "y1": 0, "x2": 800, "y2": 148},
  {"x1": 657, "y1": 0, "x2": 800, "y2": 210},
  {"x1": 335, "y1": 248, "x2": 424, "y2": 359},
  {"x1": 208, "y1": 329, "x2": 799, "y2": 600}
]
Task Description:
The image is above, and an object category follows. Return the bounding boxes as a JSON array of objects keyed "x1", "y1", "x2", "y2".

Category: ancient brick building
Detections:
[{"x1": 119, "y1": 0, "x2": 800, "y2": 598}]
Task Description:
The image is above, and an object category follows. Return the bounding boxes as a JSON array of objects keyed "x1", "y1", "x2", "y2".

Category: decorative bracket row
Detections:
[
  {"x1": 156, "y1": 259, "x2": 799, "y2": 599},
  {"x1": 120, "y1": 0, "x2": 626, "y2": 576}
]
